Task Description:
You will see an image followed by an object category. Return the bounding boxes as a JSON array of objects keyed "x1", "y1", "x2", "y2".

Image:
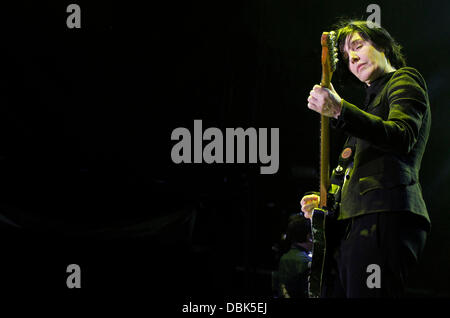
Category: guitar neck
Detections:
[
  {"x1": 319, "y1": 114, "x2": 330, "y2": 208},
  {"x1": 319, "y1": 74, "x2": 331, "y2": 208},
  {"x1": 318, "y1": 31, "x2": 336, "y2": 209}
]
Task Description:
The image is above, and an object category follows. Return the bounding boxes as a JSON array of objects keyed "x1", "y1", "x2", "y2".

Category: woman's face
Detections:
[{"x1": 342, "y1": 32, "x2": 393, "y2": 85}]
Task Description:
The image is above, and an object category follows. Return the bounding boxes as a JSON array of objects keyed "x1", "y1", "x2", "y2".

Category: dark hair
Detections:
[
  {"x1": 333, "y1": 19, "x2": 406, "y2": 72},
  {"x1": 286, "y1": 214, "x2": 310, "y2": 243}
]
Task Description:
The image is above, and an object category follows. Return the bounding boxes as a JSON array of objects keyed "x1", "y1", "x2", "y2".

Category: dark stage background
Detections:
[{"x1": 1, "y1": 0, "x2": 449, "y2": 303}]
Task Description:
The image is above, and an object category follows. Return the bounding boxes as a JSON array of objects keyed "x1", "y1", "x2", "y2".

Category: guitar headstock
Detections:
[
  {"x1": 321, "y1": 31, "x2": 338, "y2": 72},
  {"x1": 320, "y1": 31, "x2": 339, "y2": 87}
]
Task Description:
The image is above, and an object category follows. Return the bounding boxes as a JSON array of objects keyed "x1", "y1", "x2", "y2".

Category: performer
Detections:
[{"x1": 301, "y1": 20, "x2": 431, "y2": 297}]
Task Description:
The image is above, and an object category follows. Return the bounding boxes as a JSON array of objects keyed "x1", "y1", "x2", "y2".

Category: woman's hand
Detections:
[
  {"x1": 300, "y1": 194, "x2": 320, "y2": 219},
  {"x1": 307, "y1": 83, "x2": 342, "y2": 119}
]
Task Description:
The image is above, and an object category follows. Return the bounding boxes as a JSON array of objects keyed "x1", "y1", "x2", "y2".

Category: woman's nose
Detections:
[{"x1": 350, "y1": 52, "x2": 359, "y2": 63}]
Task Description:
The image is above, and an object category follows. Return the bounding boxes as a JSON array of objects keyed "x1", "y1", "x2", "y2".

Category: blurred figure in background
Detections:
[{"x1": 273, "y1": 214, "x2": 312, "y2": 298}]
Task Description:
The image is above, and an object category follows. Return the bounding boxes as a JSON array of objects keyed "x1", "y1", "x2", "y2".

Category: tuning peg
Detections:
[{"x1": 334, "y1": 58, "x2": 339, "y2": 65}]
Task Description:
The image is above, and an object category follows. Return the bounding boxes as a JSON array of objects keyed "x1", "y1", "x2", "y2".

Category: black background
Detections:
[{"x1": 1, "y1": 0, "x2": 449, "y2": 307}]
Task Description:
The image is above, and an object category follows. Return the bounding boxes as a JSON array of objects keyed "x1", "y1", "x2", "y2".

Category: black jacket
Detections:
[{"x1": 332, "y1": 67, "x2": 431, "y2": 228}]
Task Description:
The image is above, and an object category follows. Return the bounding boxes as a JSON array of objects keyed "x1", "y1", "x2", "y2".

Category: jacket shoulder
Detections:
[{"x1": 389, "y1": 67, "x2": 427, "y2": 89}]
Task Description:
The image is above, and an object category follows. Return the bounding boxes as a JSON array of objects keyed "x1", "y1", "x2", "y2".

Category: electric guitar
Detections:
[{"x1": 308, "y1": 31, "x2": 339, "y2": 298}]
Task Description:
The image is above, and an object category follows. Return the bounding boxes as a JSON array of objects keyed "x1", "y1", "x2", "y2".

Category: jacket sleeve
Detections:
[{"x1": 333, "y1": 68, "x2": 429, "y2": 154}]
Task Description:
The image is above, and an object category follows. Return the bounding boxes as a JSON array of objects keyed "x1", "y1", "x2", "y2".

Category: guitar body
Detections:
[
  {"x1": 309, "y1": 206, "x2": 340, "y2": 298},
  {"x1": 309, "y1": 207, "x2": 328, "y2": 298}
]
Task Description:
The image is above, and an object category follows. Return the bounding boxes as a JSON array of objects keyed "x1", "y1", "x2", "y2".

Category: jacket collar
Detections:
[{"x1": 364, "y1": 70, "x2": 396, "y2": 107}]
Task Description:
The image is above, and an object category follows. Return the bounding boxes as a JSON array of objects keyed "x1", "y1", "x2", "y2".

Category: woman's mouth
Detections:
[{"x1": 357, "y1": 63, "x2": 367, "y2": 73}]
